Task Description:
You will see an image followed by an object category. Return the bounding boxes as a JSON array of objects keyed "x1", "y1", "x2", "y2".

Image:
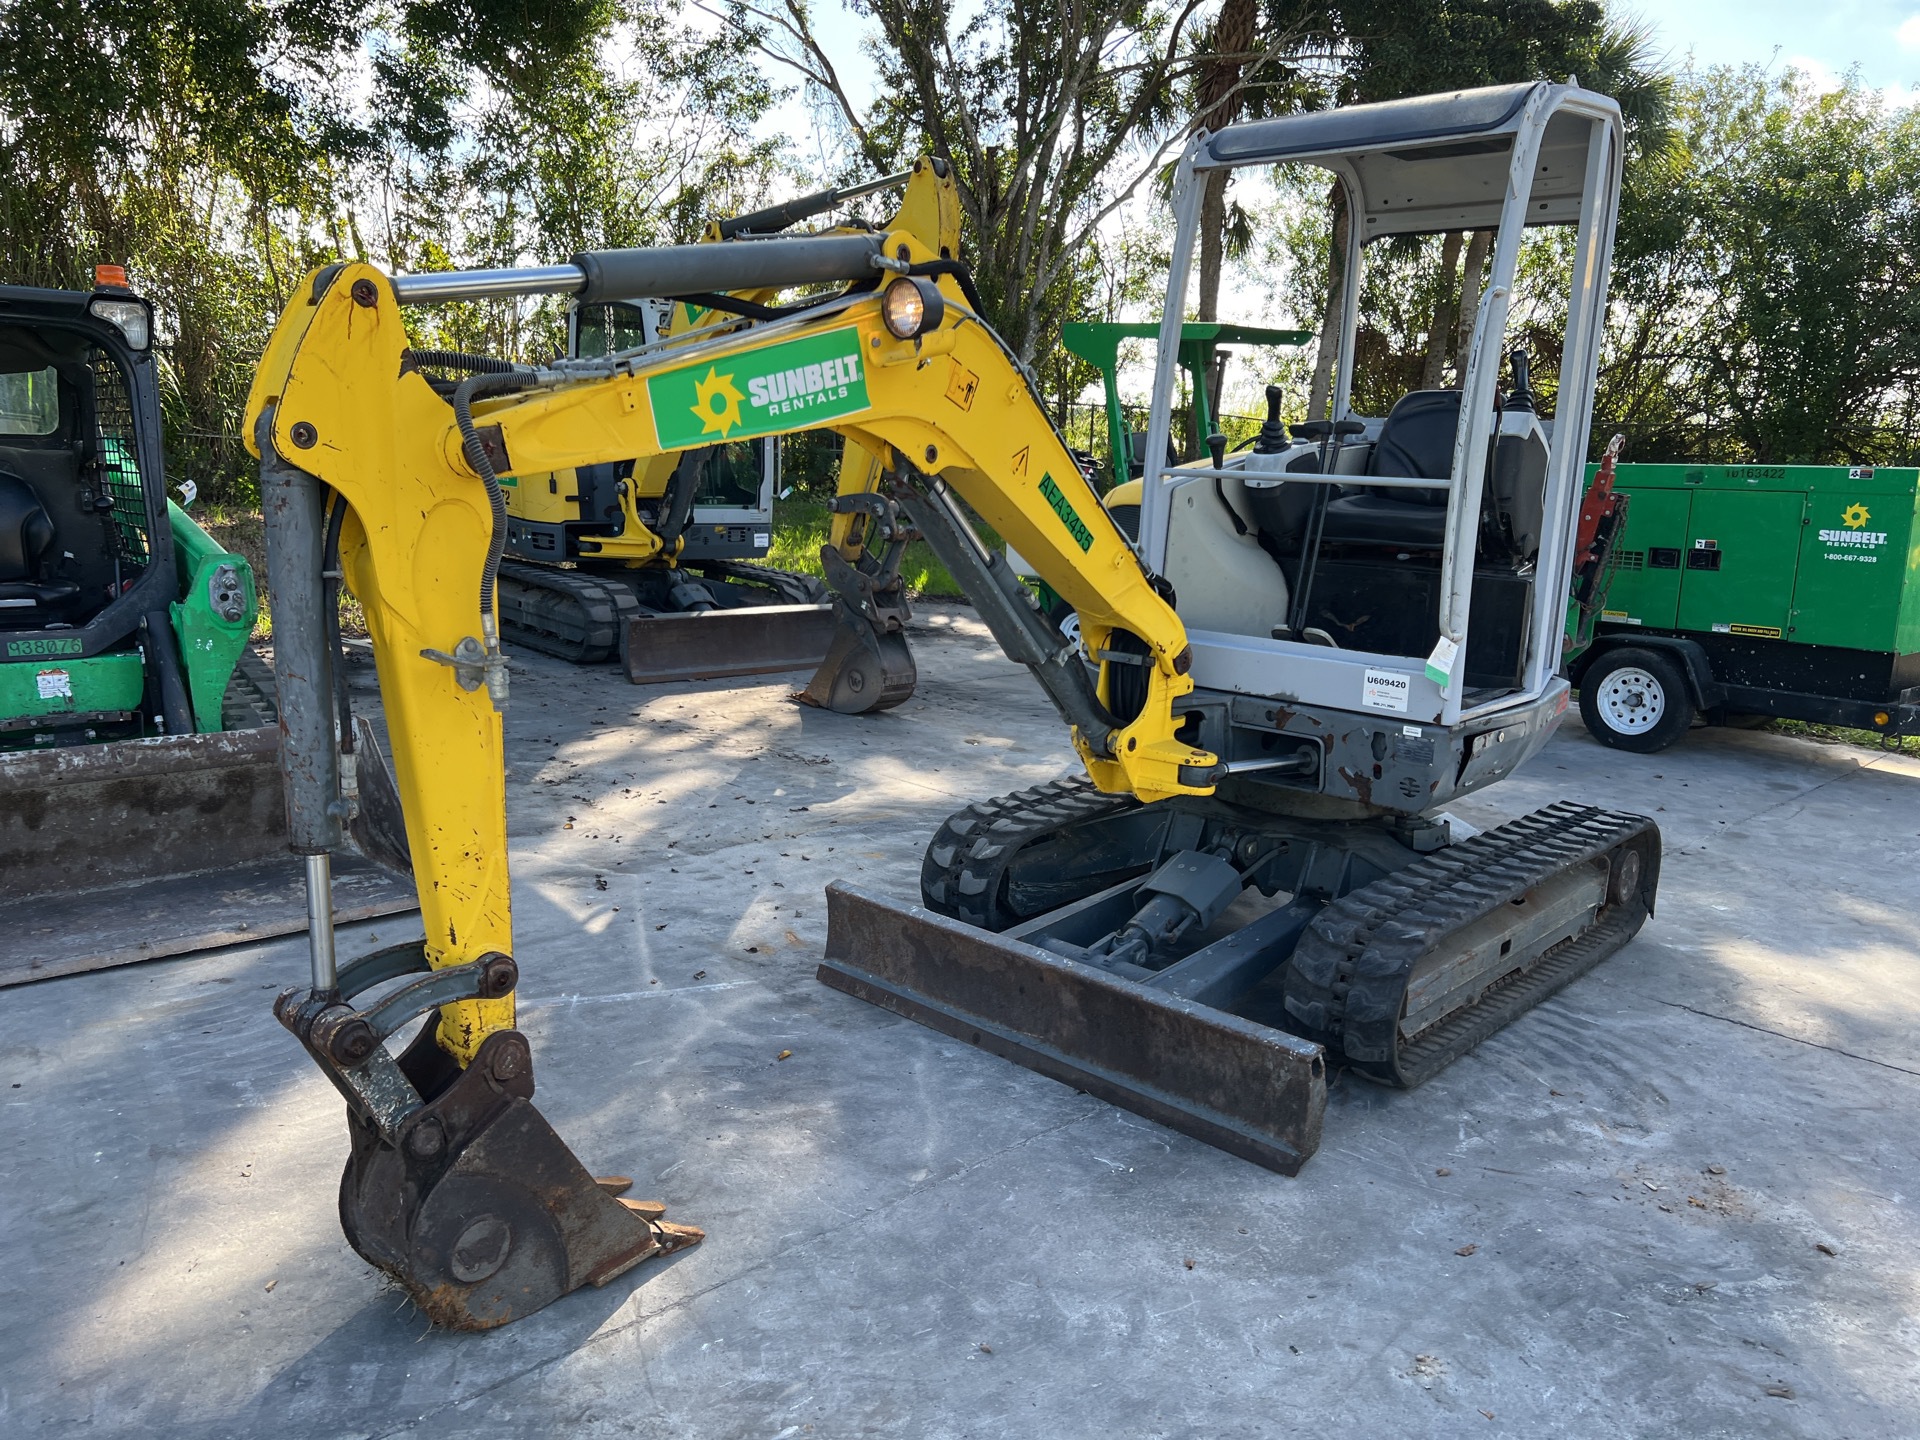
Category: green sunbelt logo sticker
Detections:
[
  {"x1": 648, "y1": 328, "x2": 870, "y2": 450},
  {"x1": 1039, "y1": 472, "x2": 1094, "y2": 553}
]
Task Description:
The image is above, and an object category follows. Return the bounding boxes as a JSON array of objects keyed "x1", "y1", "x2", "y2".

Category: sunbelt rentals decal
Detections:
[
  {"x1": 647, "y1": 328, "x2": 870, "y2": 451},
  {"x1": 1817, "y1": 501, "x2": 1889, "y2": 564}
]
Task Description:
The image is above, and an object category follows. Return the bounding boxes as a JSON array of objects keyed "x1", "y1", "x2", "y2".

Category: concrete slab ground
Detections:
[{"x1": 2, "y1": 605, "x2": 1916, "y2": 1438}]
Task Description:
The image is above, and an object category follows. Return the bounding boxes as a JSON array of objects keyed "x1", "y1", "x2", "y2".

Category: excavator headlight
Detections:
[
  {"x1": 881, "y1": 276, "x2": 944, "y2": 339},
  {"x1": 88, "y1": 296, "x2": 151, "y2": 350}
]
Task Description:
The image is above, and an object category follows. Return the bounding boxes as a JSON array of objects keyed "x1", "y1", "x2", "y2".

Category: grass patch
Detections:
[
  {"x1": 764, "y1": 497, "x2": 1003, "y2": 602},
  {"x1": 1759, "y1": 717, "x2": 1920, "y2": 755}
]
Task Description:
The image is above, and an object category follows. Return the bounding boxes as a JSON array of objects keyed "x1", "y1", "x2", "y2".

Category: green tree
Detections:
[
  {"x1": 1600, "y1": 65, "x2": 1920, "y2": 464},
  {"x1": 0, "y1": 0, "x2": 785, "y2": 504},
  {"x1": 715, "y1": 0, "x2": 1316, "y2": 377}
]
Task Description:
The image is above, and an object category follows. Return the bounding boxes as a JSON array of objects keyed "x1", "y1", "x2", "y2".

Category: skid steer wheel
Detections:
[{"x1": 1579, "y1": 647, "x2": 1693, "y2": 754}]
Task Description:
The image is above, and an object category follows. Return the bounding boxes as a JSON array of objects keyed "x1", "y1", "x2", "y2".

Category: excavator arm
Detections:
[{"x1": 241, "y1": 189, "x2": 1215, "y2": 1331}]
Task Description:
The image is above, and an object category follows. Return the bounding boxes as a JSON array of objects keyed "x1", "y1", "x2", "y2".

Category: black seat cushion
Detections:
[
  {"x1": 1317, "y1": 492, "x2": 1449, "y2": 549},
  {"x1": 0, "y1": 471, "x2": 56, "y2": 583},
  {"x1": 1319, "y1": 390, "x2": 1464, "y2": 549}
]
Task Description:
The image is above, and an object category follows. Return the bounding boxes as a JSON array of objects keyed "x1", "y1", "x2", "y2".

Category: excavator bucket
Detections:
[
  {"x1": 621, "y1": 601, "x2": 837, "y2": 686},
  {"x1": 0, "y1": 727, "x2": 416, "y2": 987},
  {"x1": 277, "y1": 945, "x2": 701, "y2": 1330},
  {"x1": 818, "y1": 883, "x2": 1328, "y2": 1174}
]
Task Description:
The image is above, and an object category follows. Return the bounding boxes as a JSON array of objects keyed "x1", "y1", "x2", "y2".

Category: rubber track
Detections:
[
  {"x1": 1285, "y1": 801, "x2": 1656, "y2": 1088},
  {"x1": 221, "y1": 647, "x2": 279, "y2": 730},
  {"x1": 501, "y1": 560, "x2": 828, "y2": 663},
  {"x1": 695, "y1": 559, "x2": 828, "y2": 606},
  {"x1": 919, "y1": 777, "x2": 1139, "y2": 930},
  {"x1": 497, "y1": 563, "x2": 644, "y2": 663}
]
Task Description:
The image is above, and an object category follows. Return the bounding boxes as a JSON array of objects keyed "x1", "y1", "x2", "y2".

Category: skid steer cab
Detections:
[{"x1": 0, "y1": 271, "x2": 414, "y2": 985}]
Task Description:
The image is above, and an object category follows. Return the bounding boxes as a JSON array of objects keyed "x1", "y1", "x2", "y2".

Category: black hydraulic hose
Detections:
[
  {"x1": 403, "y1": 348, "x2": 521, "y2": 375},
  {"x1": 322, "y1": 494, "x2": 354, "y2": 754},
  {"x1": 655, "y1": 447, "x2": 712, "y2": 549},
  {"x1": 668, "y1": 292, "x2": 798, "y2": 322},
  {"x1": 906, "y1": 258, "x2": 986, "y2": 315},
  {"x1": 448, "y1": 369, "x2": 537, "y2": 660}
]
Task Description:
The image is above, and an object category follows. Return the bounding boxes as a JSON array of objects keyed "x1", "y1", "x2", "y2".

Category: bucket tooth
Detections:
[{"x1": 818, "y1": 882, "x2": 1327, "y2": 1174}]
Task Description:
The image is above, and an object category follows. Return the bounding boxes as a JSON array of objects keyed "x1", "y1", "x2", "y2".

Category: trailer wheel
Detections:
[
  {"x1": 1579, "y1": 648, "x2": 1694, "y2": 753},
  {"x1": 1046, "y1": 598, "x2": 1083, "y2": 653}
]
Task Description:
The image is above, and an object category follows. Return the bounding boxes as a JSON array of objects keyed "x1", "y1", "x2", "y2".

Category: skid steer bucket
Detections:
[
  {"x1": 0, "y1": 727, "x2": 416, "y2": 986},
  {"x1": 818, "y1": 883, "x2": 1328, "y2": 1174},
  {"x1": 622, "y1": 602, "x2": 836, "y2": 685}
]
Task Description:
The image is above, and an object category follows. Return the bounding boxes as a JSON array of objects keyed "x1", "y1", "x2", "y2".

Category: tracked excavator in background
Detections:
[
  {"x1": 494, "y1": 171, "x2": 940, "y2": 692},
  {"x1": 249, "y1": 83, "x2": 1654, "y2": 1331}
]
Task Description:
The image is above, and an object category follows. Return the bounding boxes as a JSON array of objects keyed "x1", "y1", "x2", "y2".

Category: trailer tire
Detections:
[{"x1": 1579, "y1": 647, "x2": 1693, "y2": 753}]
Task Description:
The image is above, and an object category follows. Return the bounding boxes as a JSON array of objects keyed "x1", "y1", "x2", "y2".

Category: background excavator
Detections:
[
  {"x1": 494, "y1": 170, "x2": 946, "y2": 694},
  {"x1": 248, "y1": 83, "x2": 1652, "y2": 1331}
]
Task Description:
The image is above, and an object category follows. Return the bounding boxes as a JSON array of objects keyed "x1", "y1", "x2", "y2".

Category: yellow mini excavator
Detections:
[{"x1": 250, "y1": 84, "x2": 1656, "y2": 1331}]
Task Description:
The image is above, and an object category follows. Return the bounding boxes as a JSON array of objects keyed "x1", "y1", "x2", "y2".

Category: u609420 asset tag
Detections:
[{"x1": 1362, "y1": 668, "x2": 1412, "y2": 712}]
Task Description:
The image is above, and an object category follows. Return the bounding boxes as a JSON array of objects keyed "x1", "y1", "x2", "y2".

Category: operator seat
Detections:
[
  {"x1": 1317, "y1": 389, "x2": 1461, "y2": 549},
  {"x1": 0, "y1": 471, "x2": 81, "y2": 623}
]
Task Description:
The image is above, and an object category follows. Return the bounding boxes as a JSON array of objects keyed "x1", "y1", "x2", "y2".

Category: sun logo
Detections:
[
  {"x1": 690, "y1": 367, "x2": 746, "y2": 438},
  {"x1": 1842, "y1": 502, "x2": 1871, "y2": 529}
]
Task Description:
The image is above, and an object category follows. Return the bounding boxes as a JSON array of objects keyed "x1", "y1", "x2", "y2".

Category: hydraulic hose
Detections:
[
  {"x1": 447, "y1": 366, "x2": 536, "y2": 708},
  {"x1": 655, "y1": 447, "x2": 713, "y2": 549},
  {"x1": 403, "y1": 348, "x2": 521, "y2": 375}
]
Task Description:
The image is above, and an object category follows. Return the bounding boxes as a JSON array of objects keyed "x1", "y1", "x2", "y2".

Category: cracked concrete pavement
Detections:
[{"x1": 2, "y1": 605, "x2": 1916, "y2": 1438}]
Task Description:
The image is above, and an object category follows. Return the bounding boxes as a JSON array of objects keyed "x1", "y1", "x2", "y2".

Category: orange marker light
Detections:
[{"x1": 94, "y1": 263, "x2": 129, "y2": 290}]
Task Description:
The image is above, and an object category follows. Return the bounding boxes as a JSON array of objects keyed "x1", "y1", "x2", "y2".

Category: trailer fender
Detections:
[{"x1": 1571, "y1": 633, "x2": 1722, "y2": 711}]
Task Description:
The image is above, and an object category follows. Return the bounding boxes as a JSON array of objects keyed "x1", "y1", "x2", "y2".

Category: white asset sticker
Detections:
[
  {"x1": 753, "y1": 532, "x2": 770, "y2": 547},
  {"x1": 1362, "y1": 668, "x2": 1412, "y2": 713},
  {"x1": 36, "y1": 668, "x2": 72, "y2": 700}
]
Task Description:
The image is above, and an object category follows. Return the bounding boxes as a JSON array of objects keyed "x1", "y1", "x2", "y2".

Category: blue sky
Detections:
[
  {"x1": 758, "y1": 3, "x2": 1920, "y2": 147},
  {"x1": 1638, "y1": 1, "x2": 1920, "y2": 95}
]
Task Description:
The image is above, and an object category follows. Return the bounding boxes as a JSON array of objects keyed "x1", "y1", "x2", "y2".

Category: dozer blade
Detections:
[
  {"x1": 818, "y1": 882, "x2": 1327, "y2": 1174},
  {"x1": 622, "y1": 602, "x2": 837, "y2": 685},
  {"x1": 0, "y1": 727, "x2": 416, "y2": 986}
]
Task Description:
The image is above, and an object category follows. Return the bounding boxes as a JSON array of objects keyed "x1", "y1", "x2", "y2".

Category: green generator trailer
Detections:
[
  {"x1": 1569, "y1": 461, "x2": 1920, "y2": 752},
  {"x1": 0, "y1": 272, "x2": 412, "y2": 985}
]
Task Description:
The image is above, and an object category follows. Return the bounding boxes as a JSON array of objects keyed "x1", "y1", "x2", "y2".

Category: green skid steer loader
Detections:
[{"x1": 0, "y1": 270, "x2": 414, "y2": 986}]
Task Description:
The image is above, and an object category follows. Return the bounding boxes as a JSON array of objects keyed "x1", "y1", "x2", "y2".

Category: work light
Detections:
[
  {"x1": 89, "y1": 297, "x2": 151, "y2": 350},
  {"x1": 881, "y1": 276, "x2": 944, "y2": 339}
]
